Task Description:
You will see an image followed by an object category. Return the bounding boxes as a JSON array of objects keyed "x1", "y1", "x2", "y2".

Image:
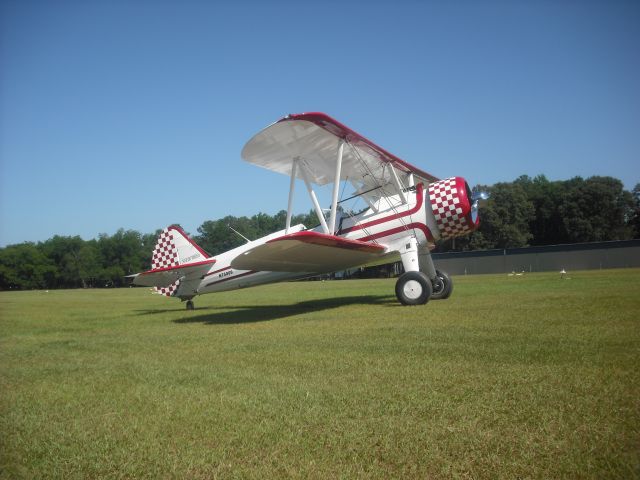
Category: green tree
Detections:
[
  {"x1": 559, "y1": 176, "x2": 634, "y2": 242},
  {"x1": 197, "y1": 216, "x2": 248, "y2": 257},
  {"x1": 291, "y1": 210, "x2": 320, "y2": 230},
  {"x1": 0, "y1": 243, "x2": 57, "y2": 290},
  {"x1": 40, "y1": 235, "x2": 89, "y2": 288},
  {"x1": 196, "y1": 210, "x2": 319, "y2": 257},
  {"x1": 629, "y1": 183, "x2": 640, "y2": 239},
  {"x1": 96, "y1": 229, "x2": 148, "y2": 286},
  {"x1": 514, "y1": 175, "x2": 566, "y2": 245},
  {"x1": 140, "y1": 231, "x2": 160, "y2": 269},
  {"x1": 469, "y1": 182, "x2": 535, "y2": 249},
  {"x1": 76, "y1": 241, "x2": 102, "y2": 288}
]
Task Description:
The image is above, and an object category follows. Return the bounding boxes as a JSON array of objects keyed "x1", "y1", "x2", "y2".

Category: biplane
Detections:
[{"x1": 130, "y1": 113, "x2": 486, "y2": 309}]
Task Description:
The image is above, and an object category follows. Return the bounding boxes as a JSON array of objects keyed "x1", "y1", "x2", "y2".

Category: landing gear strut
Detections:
[
  {"x1": 395, "y1": 238, "x2": 453, "y2": 305},
  {"x1": 186, "y1": 300, "x2": 195, "y2": 310},
  {"x1": 396, "y1": 238, "x2": 432, "y2": 306}
]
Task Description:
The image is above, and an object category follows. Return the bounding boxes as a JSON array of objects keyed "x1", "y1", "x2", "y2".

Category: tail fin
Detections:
[{"x1": 151, "y1": 226, "x2": 209, "y2": 297}]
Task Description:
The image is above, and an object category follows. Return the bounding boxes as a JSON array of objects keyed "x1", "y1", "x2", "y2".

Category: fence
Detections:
[{"x1": 431, "y1": 239, "x2": 640, "y2": 275}]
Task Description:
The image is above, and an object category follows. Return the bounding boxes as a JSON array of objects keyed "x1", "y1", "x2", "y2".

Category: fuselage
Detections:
[
  {"x1": 177, "y1": 176, "x2": 479, "y2": 300},
  {"x1": 193, "y1": 185, "x2": 429, "y2": 297}
]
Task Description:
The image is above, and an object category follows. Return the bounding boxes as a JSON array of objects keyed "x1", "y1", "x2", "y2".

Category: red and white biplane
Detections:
[{"x1": 130, "y1": 113, "x2": 485, "y2": 309}]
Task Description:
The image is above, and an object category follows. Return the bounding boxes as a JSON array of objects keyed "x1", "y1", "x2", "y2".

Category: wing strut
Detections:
[
  {"x1": 328, "y1": 140, "x2": 344, "y2": 234},
  {"x1": 390, "y1": 165, "x2": 407, "y2": 204},
  {"x1": 285, "y1": 140, "x2": 345, "y2": 236},
  {"x1": 285, "y1": 159, "x2": 298, "y2": 234},
  {"x1": 299, "y1": 162, "x2": 330, "y2": 234}
]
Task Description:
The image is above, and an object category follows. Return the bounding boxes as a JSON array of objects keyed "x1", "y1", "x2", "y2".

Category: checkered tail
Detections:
[
  {"x1": 148, "y1": 226, "x2": 209, "y2": 298},
  {"x1": 151, "y1": 228, "x2": 181, "y2": 297}
]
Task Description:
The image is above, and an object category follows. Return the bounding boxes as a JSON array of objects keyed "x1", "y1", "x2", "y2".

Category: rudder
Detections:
[{"x1": 150, "y1": 226, "x2": 209, "y2": 297}]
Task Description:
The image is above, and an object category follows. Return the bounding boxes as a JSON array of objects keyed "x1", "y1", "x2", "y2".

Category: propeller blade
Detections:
[{"x1": 471, "y1": 191, "x2": 489, "y2": 223}]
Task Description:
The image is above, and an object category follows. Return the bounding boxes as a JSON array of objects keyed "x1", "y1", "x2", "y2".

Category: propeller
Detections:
[{"x1": 471, "y1": 191, "x2": 489, "y2": 223}]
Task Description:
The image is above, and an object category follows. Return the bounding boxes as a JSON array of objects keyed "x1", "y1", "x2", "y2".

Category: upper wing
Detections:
[
  {"x1": 241, "y1": 112, "x2": 438, "y2": 189},
  {"x1": 130, "y1": 259, "x2": 216, "y2": 288},
  {"x1": 230, "y1": 231, "x2": 390, "y2": 273}
]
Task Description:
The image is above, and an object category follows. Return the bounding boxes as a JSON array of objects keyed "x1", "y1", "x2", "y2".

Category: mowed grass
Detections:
[{"x1": 1, "y1": 270, "x2": 639, "y2": 479}]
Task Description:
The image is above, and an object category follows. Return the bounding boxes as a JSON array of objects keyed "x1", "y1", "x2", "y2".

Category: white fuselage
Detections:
[{"x1": 189, "y1": 186, "x2": 432, "y2": 298}]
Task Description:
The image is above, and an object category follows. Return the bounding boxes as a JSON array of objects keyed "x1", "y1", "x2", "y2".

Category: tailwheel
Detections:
[
  {"x1": 430, "y1": 270, "x2": 453, "y2": 300},
  {"x1": 186, "y1": 300, "x2": 195, "y2": 310},
  {"x1": 395, "y1": 271, "x2": 432, "y2": 306}
]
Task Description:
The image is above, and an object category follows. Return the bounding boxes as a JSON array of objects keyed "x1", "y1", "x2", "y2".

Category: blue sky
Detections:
[{"x1": 1, "y1": 0, "x2": 639, "y2": 246}]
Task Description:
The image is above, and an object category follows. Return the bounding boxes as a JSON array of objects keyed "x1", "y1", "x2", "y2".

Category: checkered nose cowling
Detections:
[{"x1": 428, "y1": 177, "x2": 480, "y2": 240}]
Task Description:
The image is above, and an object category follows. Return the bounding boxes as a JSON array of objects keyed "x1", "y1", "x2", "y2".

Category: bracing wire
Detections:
[{"x1": 347, "y1": 141, "x2": 414, "y2": 236}]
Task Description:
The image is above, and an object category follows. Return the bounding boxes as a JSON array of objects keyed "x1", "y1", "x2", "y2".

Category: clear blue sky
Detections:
[{"x1": 1, "y1": 0, "x2": 638, "y2": 246}]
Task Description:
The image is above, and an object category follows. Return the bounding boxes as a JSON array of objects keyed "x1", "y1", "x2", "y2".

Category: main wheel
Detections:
[
  {"x1": 186, "y1": 300, "x2": 195, "y2": 310},
  {"x1": 430, "y1": 270, "x2": 453, "y2": 300},
  {"x1": 395, "y1": 271, "x2": 432, "y2": 306}
]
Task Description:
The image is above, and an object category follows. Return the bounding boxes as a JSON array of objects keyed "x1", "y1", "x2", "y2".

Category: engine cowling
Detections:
[{"x1": 427, "y1": 176, "x2": 480, "y2": 240}]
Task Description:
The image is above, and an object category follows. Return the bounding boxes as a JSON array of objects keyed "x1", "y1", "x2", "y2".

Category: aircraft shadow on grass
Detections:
[{"x1": 136, "y1": 295, "x2": 397, "y2": 325}]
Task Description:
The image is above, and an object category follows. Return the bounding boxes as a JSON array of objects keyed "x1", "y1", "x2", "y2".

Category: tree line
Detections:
[
  {"x1": 436, "y1": 175, "x2": 639, "y2": 252},
  {"x1": 1, "y1": 175, "x2": 638, "y2": 290}
]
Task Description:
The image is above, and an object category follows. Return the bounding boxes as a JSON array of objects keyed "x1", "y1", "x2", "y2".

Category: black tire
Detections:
[
  {"x1": 395, "y1": 271, "x2": 432, "y2": 306},
  {"x1": 186, "y1": 300, "x2": 195, "y2": 310},
  {"x1": 430, "y1": 270, "x2": 453, "y2": 300}
]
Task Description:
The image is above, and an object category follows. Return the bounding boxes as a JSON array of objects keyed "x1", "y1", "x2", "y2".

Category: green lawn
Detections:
[{"x1": 1, "y1": 270, "x2": 639, "y2": 479}]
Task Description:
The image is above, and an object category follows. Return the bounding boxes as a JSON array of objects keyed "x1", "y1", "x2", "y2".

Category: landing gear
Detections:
[
  {"x1": 430, "y1": 270, "x2": 453, "y2": 300},
  {"x1": 395, "y1": 271, "x2": 432, "y2": 306},
  {"x1": 186, "y1": 300, "x2": 195, "y2": 310},
  {"x1": 396, "y1": 238, "x2": 455, "y2": 305}
]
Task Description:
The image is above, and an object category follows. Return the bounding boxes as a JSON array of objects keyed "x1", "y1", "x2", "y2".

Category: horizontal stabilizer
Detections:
[
  {"x1": 230, "y1": 231, "x2": 387, "y2": 273},
  {"x1": 131, "y1": 259, "x2": 216, "y2": 288}
]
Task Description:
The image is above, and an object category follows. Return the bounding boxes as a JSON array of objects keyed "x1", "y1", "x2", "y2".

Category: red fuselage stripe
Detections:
[
  {"x1": 140, "y1": 258, "x2": 216, "y2": 275},
  {"x1": 201, "y1": 184, "x2": 431, "y2": 283},
  {"x1": 358, "y1": 223, "x2": 434, "y2": 243},
  {"x1": 204, "y1": 270, "x2": 257, "y2": 287},
  {"x1": 339, "y1": 183, "x2": 425, "y2": 235},
  {"x1": 204, "y1": 266, "x2": 231, "y2": 278}
]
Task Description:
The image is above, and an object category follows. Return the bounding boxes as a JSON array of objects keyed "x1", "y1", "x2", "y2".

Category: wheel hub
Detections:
[
  {"x1": 432, "y1": 277, "x2": 445, "y2": 295},
  {"x1": 403, "y1": 280, "x2": 424, "y2": 300}
]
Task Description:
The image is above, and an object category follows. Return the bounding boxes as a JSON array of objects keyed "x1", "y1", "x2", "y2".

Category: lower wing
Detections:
[{"x1": 230, "y1": 231, "x2": 389, "y2": 273}]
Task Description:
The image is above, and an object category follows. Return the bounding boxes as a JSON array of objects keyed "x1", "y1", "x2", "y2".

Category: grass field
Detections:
[{"x1": 1, "y1": 269, "x2": 639, "y2": 479}]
